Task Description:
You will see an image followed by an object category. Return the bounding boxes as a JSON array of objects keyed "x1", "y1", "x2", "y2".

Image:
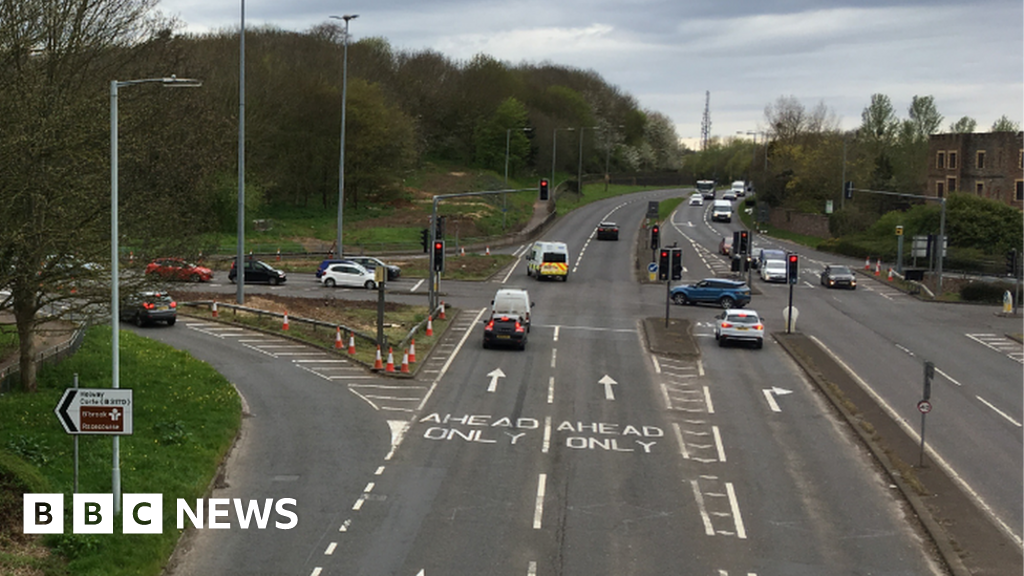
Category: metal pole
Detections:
[
  {"x1": 551, "y1": 128, "x2": 557, "y2": 192},
  {"x1": 665, "y1": 279, "x2": 670, "y2": 328},
  {"x1": 919, "y1": 412, "x2": 927, "y2": 467},
  {"x1": 504, "y1": 128, "x2": 511, "y2": 186},
  {"x1": 786, "y1": 281, "x2": 794, "y2": 334},
  {"x1": 897, "y1": 232, "x2": 904, "y2": 274},
  {"x1": 937, "y1": 198, "x2": 946, "y2": 295},
  {"x1": 73, "y1": 373, "x2": 79, "y2": 493},
  {"x1": 577, "y1": 127, "x2": 584, "y2": 194},
  {"x1": 335, "y1": 15, "x2": 358, "y2": 258},
  {"x1": 841, "y1": 136, "x2": 847, "y2": 211},
  {"x1": 428, "y1": 199, "x2": 438, "y2": 310},
  {"x1": 237, "y1": 0, "x2": 246, "y2": 305},
  {"x1": 109, "y1": 79, "x2": 121, "y2": 515}
]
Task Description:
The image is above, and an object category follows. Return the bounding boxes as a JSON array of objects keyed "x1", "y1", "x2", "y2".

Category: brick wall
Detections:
[{"x1": 768, "y1": 208, "x2": 831, "y2": 238}]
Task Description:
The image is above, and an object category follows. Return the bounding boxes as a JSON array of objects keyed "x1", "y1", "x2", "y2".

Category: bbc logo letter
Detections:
[{"x1": 24, "y1": 493, "x2": 162, "y2": 534}]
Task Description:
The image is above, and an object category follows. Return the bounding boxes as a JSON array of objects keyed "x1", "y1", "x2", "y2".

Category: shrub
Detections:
[{"x1": 959, "y1": 281, "x2": 1014, "y2": 303}]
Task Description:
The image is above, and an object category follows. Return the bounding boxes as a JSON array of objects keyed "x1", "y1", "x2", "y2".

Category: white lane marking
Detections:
[
  {"x1": 713, "y1": 426, "x2": 726, "y2": 462},
  {"x1": 935, "y1": 366, "x2": 961, "y2": 386},
  {"x1": 895, "y1": 343, "x2": 914, "y2": 356},
  {"x1": 385, "y1": 420, "x2": 409, "y2": 460},
  {"x1": 527, "y1": 560, "x2": 537, "y2": 576},
  {"x1": 542, "y1": 416, "x2": 552, "y2": 453},
  {"x1": 324, "y1": 542, "x2": 337, "y2": 555},
  {"x1": 410, "y1": 279, "x2": 424, "y2": 292},
  {"x1": 673, "y1": 423, "x2": 690, "y2": 459},
  {"x1": 809, "y1": 335, "x2": 1023, "y2": 547},
  {"x1": 352, "y1": 497, "x2": 364, "y2": 510},
  {"x1": 726, "y1": 482, "x2": 747, "y2": 539},
  {"x1": 363, "y1": 482, "x2": 375, "y2": 493},
  {"x1": 499, "y1": 245, "x2": 529, "y2": 283},
  {"x1": 600, "y1": 375, "x2": 617, "y2": 400},
  {"x1": 551, "y1": 348, "x2": 557, "y2": 368},
  {"x1": 698, "y1": 359, "x2": 705, "y2": 376},
  {"x1": 652, "y1": 355, "x2": 661, "y2": 374},
  {"x1": 703, "y1": 386, "x2": 715, "y2": 414},
  {"x1": 690, "y1": 479, "x2": 715, "y2": 535},
  {"x1": 661, "y1": 383, "x2": 673, "y2": 410},
  {"x1": 553, "y1": 325, "x2": 560, "y2": 342},
  {"x1": 547, "y1": 377, "x2": 555, "y2": 404},
  {"x1": 415, "y1": 308, "x2": 489, "y2": 413},
  {"x1": 375, "y1": 466, "x2": 385, "y2": 475},
  {"x1": 762, "y1": 389, "x2": 781, "y2": 412},
  {"x1": 977, "y1": 396, "x2": 1023, "y2": 427},
  {"x1": 310, "y1": 568, "x2": 322, "y2": 576},
  {"x1": 339, "y1": 518, "x2": 351, "y2": 532},
  {"x1": 533, "y1": 474, "x2": 547, "y2": 529}
]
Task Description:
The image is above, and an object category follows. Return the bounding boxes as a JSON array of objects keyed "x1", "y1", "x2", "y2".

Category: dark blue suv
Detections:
[{"x1": 670, "y1": 278, "x2": 751, "y2": 309}]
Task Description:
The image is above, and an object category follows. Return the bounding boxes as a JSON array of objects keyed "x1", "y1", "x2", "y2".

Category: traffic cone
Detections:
[
  {"x1": 400, "y1": 349, "x2": 410, "y2": 373},
  {"x1": 276, "y1": 248, "x2": 281, "y2": 261},
  {"x1": 485, "y1": 246, "x2": 490, "y2": 255},
  {"x1": 373, "y1": 346, "x2": 383, "y2": 370},
  {"x1": 460, "y1": 247, "x2": 465, "y2": 257},
  {"x1": 347, "y1": 333, "x2": 356, "y2": 355},
  {"x1": 887, "y1": 267, "x2": 894, "y2": 281},
  {"x1": 212, "y1": 301, "x2": 218, "y2": 318},
  {"x1": 385, "y1": 347, "x2": 395, "y2": 372},
  {"x1": 408, "y1": 339, "x2": 416, "y2": 363},
  {"x1": 334, "y1": 326, "x2": 343, "y2": 349},
  {"x1": 874, "y1": 259, "x2": 881, "y2": 276},
  {"x1": 426, "y1": 316, "x2": 434, "y2": 336},
  {"x1": 864, "y1": 256, "x2": 870, "y2": 270},
  {"x1": 439, "y1": 301, "x2": 446, "y2": 320},
  {"x1": 283, "y1": 311, "x2": 290, "y2": 330}
]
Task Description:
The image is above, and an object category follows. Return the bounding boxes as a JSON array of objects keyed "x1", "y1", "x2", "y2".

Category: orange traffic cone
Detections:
[
  {"x1": 460, "y1": 247, "x2": 465, "y2": 257},
  {"x1": 400, "y1": 349, "x2": 410, "y2": 373},
  {"x1": 439, "y1": 302, "x2": 446, "y2": 320},
  {"x1": 373, "y1": 346, "x2": 383, "y2": 370},
  {"x1": 212, "y1": 301, "x2": 218, "y2": 318},
  {"x1": 874, "y1": 260, "x2": 881, "y2": 276},
  {"x1": 276, "y1": 248, "x2": 281, "y2": 261},
  {"x1": 887, "y1": 267, "x2": 894, "y2": 281},
  {"x1": 347, "y1": 333, "x2": 356, "y2": 355},
  {"x1": 864, "y1": 256, "x2": 870, "y2": 270},
  {"x1": 385, "y1": 347, "x2": 395, "y2": 372},
  {"x1": 426, "y1": 316, "x2": 434, "y2": 336},
  {"x1": 283, "y1": 311, "x2": 290, "y2": 330},
  {"x1": 334, "y1": 326, "x2": 343, "y2": 349},
  {"x1": 408, "y1": 339, "x2": 416, "y2": 363},
  {"x1": 485, "y1": 246, "x2": 490, "y2": 256}
]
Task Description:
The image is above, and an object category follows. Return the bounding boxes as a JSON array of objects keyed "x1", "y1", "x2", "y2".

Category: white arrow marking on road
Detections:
[
  {"x1": 599, "y1": 375, "x2": 618, "y2": 400},
  {"x1": 762, "y1": 387, "x2": 792, "y2": 412},
  {"x1": 771, "y1": 386, "x2": 793, "y2": 396},
  {"x1": 486, "y1": 368, "x2": 506, "y2": 393}
]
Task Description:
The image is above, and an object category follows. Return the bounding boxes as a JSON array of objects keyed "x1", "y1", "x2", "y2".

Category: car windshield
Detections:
[
  {"x1": 766, "y1": 261, "x2": 786, "y2": 271},
  {"x1": 831, "y1": 266, "x2": 851, "y2": 275}
]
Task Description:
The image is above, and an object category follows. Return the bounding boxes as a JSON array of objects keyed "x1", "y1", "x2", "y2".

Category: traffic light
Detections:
[
  {"x1": 738, "y1": 231, "x2": 749, "y2": 255},
  {"x1": 1007, "y1": 249, "x2": 1019, "y2": 277},
  {"x1": 844, "y1": 181, "x2": 854, "y2": 200},
  {"x1": 539, "y1": 179, "x2": 549, "y2": 201},
  {"x1": 432, "y1": 240, "x2": 445, "y2": 272},
  {"x1": 670, "y1": 248, "x2": 683, "y2": 281},
  {"x1": 651, "y1": 225, "x2": 660, "y2": 250},
  {"x1": 420, "y1": 228, "x2": 430, "y2": 253},
  {"x1": 435, "y1": 216, "x2": 446, "y2": 240},
  {"x1": 658, "y1": 249, "x2": 669, "y2": 281},
  {"x1": 787, "y1": 253, "x2": 799, "y2": 284}
]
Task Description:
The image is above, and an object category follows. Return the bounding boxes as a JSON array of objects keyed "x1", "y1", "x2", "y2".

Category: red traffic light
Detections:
[
  {"x1": 660, "y1": 250, "x2": 668, "y2": 258},
  {"x1": 788, "y1": 254, "x2": 798, "y2": 263},
  {"x1": 652, "y1": 225, "x2": 659, "y2": 233},
  {"x1": 434, "y1": 242, "x2": 443, "y2": 250}
]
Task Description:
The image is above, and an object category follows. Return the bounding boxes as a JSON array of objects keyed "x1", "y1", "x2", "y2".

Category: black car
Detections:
[
  {"x1": 346, "y1": 256, "x2": 401, "y2": 281},
  {"x1": 596, "y1": 221, "x2": 619, "y2": 241},
  {"x1": 229, "y1": 259, "x2": 287, "y2": 285},
  {"x1": 482, "y1": 314, "x2": 528, "y2": 350},
  {"x1": 120, "y1": 292, "x2": 176, "y2": 327},
  {"x1": 821, "y1": 264, "x2": 857, "y2": 289}
]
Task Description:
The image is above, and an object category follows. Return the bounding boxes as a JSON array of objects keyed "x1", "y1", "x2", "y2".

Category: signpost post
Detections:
[{"x1": 919, "y1": 361, "x2": 934, "y2": 467}]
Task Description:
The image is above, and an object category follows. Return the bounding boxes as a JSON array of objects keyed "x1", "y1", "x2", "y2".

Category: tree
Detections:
[
  {"x1": 474, "y1": 97, "x2": 531, "y2": 175},
  {"x1": 991, "y1": 115, "x2": 1021, "y2": 132},
  {"x1": 949, "y1": 116, "x2": 977, "y2": 133}
]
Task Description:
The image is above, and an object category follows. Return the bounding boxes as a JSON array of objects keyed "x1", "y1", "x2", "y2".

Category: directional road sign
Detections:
[{"x1": 54, "y1": 388, "x2": 133, "y2": 435}]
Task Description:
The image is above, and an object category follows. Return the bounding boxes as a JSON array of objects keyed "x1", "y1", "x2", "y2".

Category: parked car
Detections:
[
  {"x1": 145, "y1": 258, "x2": 213, "y2": 282},
  {"x1": 316, "y1": 259, "x2": 355, "y2": 279},
  {"x1": 719, "y1": 236, "x2": 733, "y2": 256},
  {"x1": 821, "y1": 264, "x2": 857, "y2": 289},
  {"x1": 670, "y1": 278, "x2": 751, "y2": 309},
  {"x1": 228, "y1": 259, "x2": 287, "y2": 285},
  {"x1": 345, "y1": 256, "x2": 401, "y2": 281},
  {"x1": 713, "y1": 309, "x2": 764, "y2": 348},
  {"x1": 760, "y1": 259, "x2": 788, "y2": 283},
  {"x1": 596, "y1": 221, "x2": 619, "y2": 241},
  {"x1": 120, "y1": 291, "x2": 176, "y2": 327},
  {"x1": 320, "y1": 262, "x2": 377, "y2": 289},
  {"x1": 688, "y1": 193, "x2": 704, "y2": 206}
]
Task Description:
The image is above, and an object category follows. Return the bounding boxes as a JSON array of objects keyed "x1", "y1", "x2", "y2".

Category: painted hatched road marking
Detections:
[{"x1": 966, "y1": 333, "x2": 1024, "y2": 363}]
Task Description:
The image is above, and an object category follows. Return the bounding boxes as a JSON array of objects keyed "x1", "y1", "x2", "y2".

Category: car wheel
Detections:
[
  {"x1": 482, "y1": 340, "x2": 489, "y2": 349},
  {"x1": 134, "y1": 313, "x2": 145, "y2": 328},
  {"x1": 365, "y1": 280, "x2": 376, "y2": 290},
  {"x1": 671, "y1": 293, "x2": 687, "y2": 305},
  {"x1": 519, "y1": 341, "x2": 527, "y2": 351},
  {"x1": 719, "y1": 296, "x2": 735, "y2": 309},
  {"x1": 269, "y1": 277, "x2": 279, "y2": 286},
  {"x1": 325, "y1": 278, "x2": 336, "y2": 287},
  {"x1": 755, "y1": 338, "x2": 763, "y2": 349},
  {"x1": 189, "y1": 274, "x2": 200, "y2": 283},
  {"x1": 718, "y1": 337, "x2": 727, "y2": 347},
  {"x1": 167, "y1": 318, "x2": 176, "y2": 327}
]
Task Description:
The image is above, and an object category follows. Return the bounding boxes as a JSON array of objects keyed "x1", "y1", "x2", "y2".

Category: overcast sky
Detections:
[{"x1": 157, "y1": 0, "x2": 1023, "y2": 147}]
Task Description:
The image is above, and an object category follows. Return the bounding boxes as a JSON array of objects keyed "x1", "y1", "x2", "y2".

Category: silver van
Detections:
[{"x1": 711, "y1": 200, "x2": 733, "y2": 223}]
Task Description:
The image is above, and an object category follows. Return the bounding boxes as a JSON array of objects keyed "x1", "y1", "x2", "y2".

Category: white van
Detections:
[
  {"x1": 489, "y1": 288, "x2": 533, "y2": 330},
  {"x1": 731, "y1": 181, "x2": 746, "y2": 197},
  {"x1": 711, "y1": 200, "x2": 733, "y2": 223},
  {"x1": 526, "y1": 241, "x2": 570, "y2": 281}
]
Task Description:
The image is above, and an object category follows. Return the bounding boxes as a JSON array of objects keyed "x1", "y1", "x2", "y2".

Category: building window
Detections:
[
  {"x1": 976, "y1": 181, "x2": 984, "y2": 195},
  {"x1": 1017, "y1": 180, "x2": 1023, "y2": 201},
  {"x1": 976, "y1": 151, "x2": 986, "y2": 169},
  {"x1": 936, "y1": 181, "x2": 945, "y2": 198},
  {"x1": 1019, "y1": 150, "x2": 1023, "y2": 169},
  {"x1": 947, "y1": 177, "x2": 957, "y2": 192},
  {"x1": 948, "y1": 151, "x2": 958, "y2": 169},
  {"x1": 936, "y1": 151, "x2": 945, "y2": 169}
]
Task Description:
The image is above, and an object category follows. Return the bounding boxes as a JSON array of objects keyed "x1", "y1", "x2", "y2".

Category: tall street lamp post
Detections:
[
  {"x1": 551, "y1": 127, "x2": 574, "y2": 203},
  {"x1": 504, "y1": 127, "x2": 531, "y2": 229},
  {"x1": 237, "y1": 0, "x2": 245, "y2": 304},
  {"x1": 330, "y1": 14, "x2": 358, "y2": 257},
  {"x1": 111, "y1": 75, "x2": 201, "y2": 513},
  {"x1": 577, "y1": 126, "x2": 598, "y2": 195}
]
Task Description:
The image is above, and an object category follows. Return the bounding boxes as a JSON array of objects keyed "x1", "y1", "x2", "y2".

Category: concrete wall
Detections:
[{"x1": 768, "y1": 208, "x2": 831, "y2": 238}]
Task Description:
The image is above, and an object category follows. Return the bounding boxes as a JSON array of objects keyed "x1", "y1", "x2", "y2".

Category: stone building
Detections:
[{"x1": 926, "y1": 131, "x2": 1023, "y2": 209}]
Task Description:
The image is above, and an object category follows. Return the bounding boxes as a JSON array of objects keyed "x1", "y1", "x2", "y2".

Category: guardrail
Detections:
[
  {"x1": 179, "y1": 300, "x2": 379, "y2": 347},
  {"x1": 0, "y1": 325, "x2": 87, "y2": 395}
]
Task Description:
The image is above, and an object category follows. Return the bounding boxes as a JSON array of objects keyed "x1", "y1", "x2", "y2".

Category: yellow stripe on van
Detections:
[{"x1": 540, "y1": 263, "x2": 568, "y2": 275}]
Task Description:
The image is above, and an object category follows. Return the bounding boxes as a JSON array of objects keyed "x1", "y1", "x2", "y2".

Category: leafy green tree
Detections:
[
  {"x1": 949, "y1": 116, "x2": 977, "y2": 133},
  {"x1": 991, "y1": 115, "x2": 1021, "y2": 132},
  {"x1": 474, "y1": 97, "x2": 531, "y2": 176}
]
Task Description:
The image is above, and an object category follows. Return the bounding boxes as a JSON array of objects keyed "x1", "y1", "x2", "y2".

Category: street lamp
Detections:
[
  {"x1": 504, "y1": 127, "x2": 531, "y2": 229},
  {"x1": 330, "y1": 13, "x2": 358, "y2": 258},
  {"x1": 110, "y1": 75, "x2": 201, "y2": 513},
  {"x1": 551, "y1": 127, "x2": 575, "y2": 200},
  {"x1": 577, "y1": 125, "x2": 599, "y2": 195}
]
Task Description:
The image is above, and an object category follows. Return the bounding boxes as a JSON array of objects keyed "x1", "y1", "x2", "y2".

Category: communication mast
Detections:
[{"x1": 700, "y1": 91, "x2": 711, "y2": 151}]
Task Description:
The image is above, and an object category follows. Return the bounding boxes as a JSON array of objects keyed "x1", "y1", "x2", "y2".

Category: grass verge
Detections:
[{"x1": 0, "y1": 327, "x2": 241, "y2": 576}]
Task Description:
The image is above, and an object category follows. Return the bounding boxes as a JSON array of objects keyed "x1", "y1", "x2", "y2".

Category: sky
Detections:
[{"x1": 156, "y1": 0, "x2": 1023, "y2": 148}]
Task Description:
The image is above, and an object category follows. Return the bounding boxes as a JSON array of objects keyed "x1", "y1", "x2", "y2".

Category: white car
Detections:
[
  {"x1": 321, "y1": 262, "x2": 377, "y2": 289},
  {"x1": 688, "y1": 193, "x2": 704, "y2": 206},
  {"x1": 760, "y1": 259, "x2": 788, "y2": 283},
  {"x1": 713, "y1": 309, "x2": 764, "y2": 348},
  {"x1": 731, "y1": 180, "x2": 746, "y2": 197}
]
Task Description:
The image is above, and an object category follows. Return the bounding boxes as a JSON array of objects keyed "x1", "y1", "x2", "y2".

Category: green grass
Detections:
[
  {"x1": 554, "y1": 183, "x2": 659, "y2": 216},
  {"x1": 0, "y1": 327, "x2": 241, "y2": 576},
  {"x1": 0, "y1": 326, "x2": 16, "y2": 359}
]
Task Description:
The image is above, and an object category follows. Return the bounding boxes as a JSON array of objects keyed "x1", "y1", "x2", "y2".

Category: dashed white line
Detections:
[
  {"x1": 542, "y1": 416, "x2": 552, "y2": 453},
  {"x1": 652, "y1": 355, "x2": 662, "y2": 374},
  {"x1": 673, "y1": 423, "x2": 690, "y2": 459},
  {"x1": 527, "y1": 560, "x2": 538, "y2": 576},
  {"x1": 977, "y1": 396, "x2": 1023, "y2": 427},
  {"x1": 533, "y1": 473, "x2": 547, "y2": 529},
  {"x1": 547, "y1": 377, "x2": 555, "y2": 404},
  {"x1": 324, "y1": 542, "x2": 337, "y2": 555},
  {"x1": 550, "y1": 348, "x2": 557, "y2": 368},
  {"x1": 310, "y1": 568, "x2": 322, "y2": 576},
  {"x1": 703, "y1": 386, "x2": 715, "y2": 414},
  {"x1": 713, "y1": 426, "x2": 726, "y2": 462},
  {"x1": 553, "y1": 326, "x2": 560, "y2": 342},
  {"x1": 762, "y1": 389, "x2": 781, "y2": 412},
  {"x1": 410, "y1": 279, "x2": 425, "y2": 292}
]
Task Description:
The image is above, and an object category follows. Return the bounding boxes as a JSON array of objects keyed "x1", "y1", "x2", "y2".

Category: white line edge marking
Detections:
[
  {"x1": 977, "y1": 395, "x2": 1023, "y2": 427},
  {"x1": 661, "y1": 383, "x2": 673, "y2": 410},
  {"x1": 551, "y1": 348, "x2": 557, "y2": 368},
  {"x1": 703, "y1": 385, "x2": 715, "y2": 414},
  {"x1": 690, "y1": 479, "x2": 715, "y2": 535},
  {"x1": 934, "y1": 366, "x2": 962, "y2": 386},
  {"x1": 712, "y1": 425, "x2": 726, "y2": 462},
  {"x1": 533, "y1": 473, "x2": 547, "y2": 529},
  {"x1": 698, "y1": 359, "x2": 705, "y2": 376},
  {"x1": 652, "y1": 354, "x2": 661, "y2": 374},
  {"x1": 672, "y1": 423, "x2": 689, "y2": 459},
  {"x1": 808, "y1": 334, "x2": 1023, "y2": 547},
  {"x1": 762, "y1": 389, "x2": 781, "y2": 412},
  {"x1": 542, "y1": 416, "x2": 552, "y2": 453},
  {"x1": 726, "y1": 482, "x2": 747, "y2": 539},
  {"x1": 410, "y1": 279, "x2": 424, "y2": 292}
]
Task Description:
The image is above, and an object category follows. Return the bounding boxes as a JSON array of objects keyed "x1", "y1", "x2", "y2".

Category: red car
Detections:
[{"x1": 145, "y1": 258, "x2": 213, "y2": 282}]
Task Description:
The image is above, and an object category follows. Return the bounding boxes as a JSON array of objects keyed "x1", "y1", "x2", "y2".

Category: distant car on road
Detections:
[
  {"x1": 821, "y1": 264, "x2": 857, "y2": 289},
  {"x1": 596, "y1": 221, "x2": 619, "y2": 241},
  {"x1": 697, "y1": 180, "x2": 716, "y2": 199},
  {"x1": 711, "y1": 200, "x2": 733, "y2": 223},
  {"x1": 714, "y1": 309, "x2": 764, "y2": 348},
  {"x1": 719, "y1": 236, "x2": 733, "y2": 256},
  {"x1": 145, "y1": 258, "x2": 213, "y2": 282},
  {"x1": 731, "y1": 180, "x2": 747, "y2": 197},
  {"x1": 320, "y1": 262, "x2": 377, "y2": 289},
  {"x1": 760, "y1": 259, "x2": 788, "y2": 283},
  {"x1": 670, "y1": 278, "x2": 751, "y2": 309},
  {"x1": 722, "y1": 190, "x2": 737, "y2": 201},
  {"x1": 229, "y1": 259, "x2": 287, "y2": 285},
  {"x1": 345, "y1": 256, "x2": 401, "y2": 281},
  {"x1": 120, "y1": 291, "x2": 176, "y2": 327},
  {"x1": 316, "y1": 259, "x2": 355, "y2": 279},
  {"x1": 688, "y1": 193, "x2": 704, "y2": 206},
  {"x1": 754, "y1": 248, "x2": 787, "y2": 270}
]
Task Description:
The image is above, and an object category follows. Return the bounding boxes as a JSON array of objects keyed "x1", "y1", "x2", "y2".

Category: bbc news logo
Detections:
[{"x1": 24, "y1": 494, "x2": 298, "y2": 534}]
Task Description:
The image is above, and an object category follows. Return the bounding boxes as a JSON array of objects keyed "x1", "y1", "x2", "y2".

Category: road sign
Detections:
[
  {"x1": 917, "y1": 400, "x2": 932, "y2": 414},
  {"x1": 647, "y1": 262, "x2": 658, "y2": 273},
  {"x1": 54, "y1": 388, "x2": 133, "y2": 435}
]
